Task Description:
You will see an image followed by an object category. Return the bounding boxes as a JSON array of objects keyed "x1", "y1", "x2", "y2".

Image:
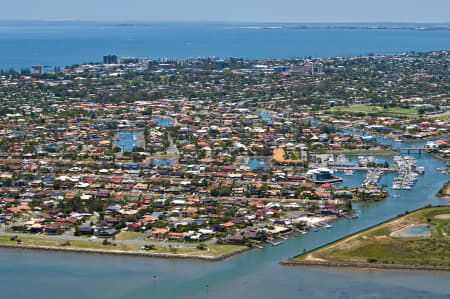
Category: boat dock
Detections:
[{"x1": 331, "y1": 166, "x2": 397, "y2": 172}]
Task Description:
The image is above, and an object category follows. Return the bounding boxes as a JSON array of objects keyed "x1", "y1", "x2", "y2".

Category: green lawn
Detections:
[
  {"x1": 115, "y1": 231, "x2": 144, "y2": 241},
  {"x1": 291, "y1": 206, "x2": 450, "y2": 267},
  {"x1": 0, "y1": 235, "x2": 245, "y2": 258},
  {"x1": 324, "y1": 104, "x2": 421, "y2": 118}
]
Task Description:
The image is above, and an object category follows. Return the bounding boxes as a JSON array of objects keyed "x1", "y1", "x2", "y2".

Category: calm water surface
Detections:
[
  {"x1": 114, "y1": 130, "x2": 143, "y2": 152},
  {"x1": 1, "y1": 21, "x2": 450, "y2": 70},
  {"x1": 0, "y1": 142, "x2": 448, "y2": 298},
  {"x1": 1, "y1": 23, "x2": 449, "y2": 298}
]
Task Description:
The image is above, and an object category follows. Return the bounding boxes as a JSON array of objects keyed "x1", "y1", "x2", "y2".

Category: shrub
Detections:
[
  {"x1": 61, "y1": 241, "x2": 71, "y2": 246},
  {"x1": 367, "y1": 258, "x2": 377, "y2": 263},
  {"x1": 196, "y1": 243, "x2": 207, "y2": 250}
]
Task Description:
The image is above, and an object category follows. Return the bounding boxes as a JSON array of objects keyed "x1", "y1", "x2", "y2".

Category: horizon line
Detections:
[{"x1": 1, "y1": 19, "x2": 450, "y2": 24}]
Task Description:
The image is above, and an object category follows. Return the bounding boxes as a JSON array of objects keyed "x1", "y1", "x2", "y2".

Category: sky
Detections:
[{"x1": 1, "y1": 0, "x2": 450, "y2": 23}]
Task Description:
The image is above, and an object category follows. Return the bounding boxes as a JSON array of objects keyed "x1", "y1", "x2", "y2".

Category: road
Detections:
[
  {"x1": 167, "y1": 133, "x2": 178, "y2": 155},
  {"x1": 0, "y1": 222, "x2": 216, "y2": 248}
]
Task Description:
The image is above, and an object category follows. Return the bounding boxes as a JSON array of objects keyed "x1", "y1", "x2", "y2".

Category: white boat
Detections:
[
  {"x1": 344, "y1": 170, "x2": 354, "y2": 176},
  {"x1": 267, "y1": 240, "x2": 283, "y2": 246}
]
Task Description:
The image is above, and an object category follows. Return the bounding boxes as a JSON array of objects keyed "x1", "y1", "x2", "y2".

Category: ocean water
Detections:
[
  {"x1": 0, "y1": 22, "x2": 450, "y2": 298},
  {"x1": 1, "y1": 21, "x2": 450, "y2": 70}
]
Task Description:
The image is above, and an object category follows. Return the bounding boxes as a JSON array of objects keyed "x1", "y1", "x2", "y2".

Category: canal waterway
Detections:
[
  {"x1": 153, "y1": 117, "x2": 175, "y2": 127},
  {"x1": 152, "y1": 158, "x2": 176, "y2": 167},
  {"x1": 0, "y1": 130, "x2": 449, "y2": 298},
  {"x1": 247, "y1": 158, "x2": 270, "y2": 171},
  {"x1": 255, "y1": 111, "x2": 273, "y2": 121},
  {"x1": 113, "y1": 130, "x2": 143, "y2": 152}
]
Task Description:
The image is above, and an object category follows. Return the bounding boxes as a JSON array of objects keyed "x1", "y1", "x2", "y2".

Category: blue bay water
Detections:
[{"x1": 0, "y1": 21, "x2": 450, "y2": 70}]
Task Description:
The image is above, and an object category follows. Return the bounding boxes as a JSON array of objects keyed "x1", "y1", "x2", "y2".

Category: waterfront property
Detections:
[{"x1": 0, "y1": 50, "x2": 448, "y2": 265}]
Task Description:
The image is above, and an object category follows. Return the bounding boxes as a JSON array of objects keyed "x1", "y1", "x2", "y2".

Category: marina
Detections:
[
  {"x1": 392, "y1": 156, "x2": 423, "y2": 190},
  {"x1": 0, "y1": 19, "x2": 448, "y2": 298},
  {"x1": 362, "y1": 168, "x2": 384, "y2": 187},
  {"x1": 0, "y1": 124, "x2": 449, "y2": 299}
]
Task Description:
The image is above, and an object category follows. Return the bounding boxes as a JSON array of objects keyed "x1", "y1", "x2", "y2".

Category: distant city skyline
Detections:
[{"x1": 2, "y1": 0, "x2": 450, "y2": 23}]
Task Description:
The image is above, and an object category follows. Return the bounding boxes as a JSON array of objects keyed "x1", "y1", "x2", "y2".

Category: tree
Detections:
[
  {"x1": 74, "y1": 225, "x2": 80, "y2": 236},
  {"x1": 346, "y1": 200, "x2": 353, "y2": 211},
  {"x1": 196, "y1": 243, "x2": 207, "y2": 250}
]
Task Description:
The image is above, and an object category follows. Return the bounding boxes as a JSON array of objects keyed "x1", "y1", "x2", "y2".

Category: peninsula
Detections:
[{"x1": 283, "y1": 206, "x2": 450, "y2": 271}]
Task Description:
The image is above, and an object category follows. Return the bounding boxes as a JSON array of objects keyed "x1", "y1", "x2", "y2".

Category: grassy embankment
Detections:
[
  {"x1": 0, "y1": 235, "x2": 245, "y2": 259},
  {"x1": 330, "y1": 149, "x2": 398, "y2": 156},
  {"x1": 324, "y1": 104, "x2": 450, "y2": 121},
  {"x1": 115, "y1": 231, "x2": 144, "y2": 241},
  {"x1": 323, "y1": 104, "x2": 420, "y2": 117},
  {"x1": 287, "y1": 206, "x2": 450, "y2": 269}
]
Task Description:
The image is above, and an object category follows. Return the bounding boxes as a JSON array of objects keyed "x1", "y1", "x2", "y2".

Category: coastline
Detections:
[
  {"x1": 429, "y1": 152, "x2": 450, "y2": 162},
  {"x1": 0, "y1": 242, "x2": 250, "y2": 262},
  {"x1": 280, "y1": 260, "x2": 450, "y2": 272},
  {"x1": 281, "y1": 206, "x2": 450, "y2": 272},
  {"x1": 436, "y1": 181, "x2": 450, "y2": 200},
  {"x1": 320, "y1": 120, "x2": 449, "y2": 144}
]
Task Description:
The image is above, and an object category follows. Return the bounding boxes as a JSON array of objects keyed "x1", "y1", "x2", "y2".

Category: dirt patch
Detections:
[
  {"x1": 435, "y1": 214, "x2": 450, "y2": 220},
  {"x1": 336, "y1": 239, "x2": 360, "y2": 251},
  {"x1": 304, "y1": 254, "x2": 326, "y2": 262}
]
